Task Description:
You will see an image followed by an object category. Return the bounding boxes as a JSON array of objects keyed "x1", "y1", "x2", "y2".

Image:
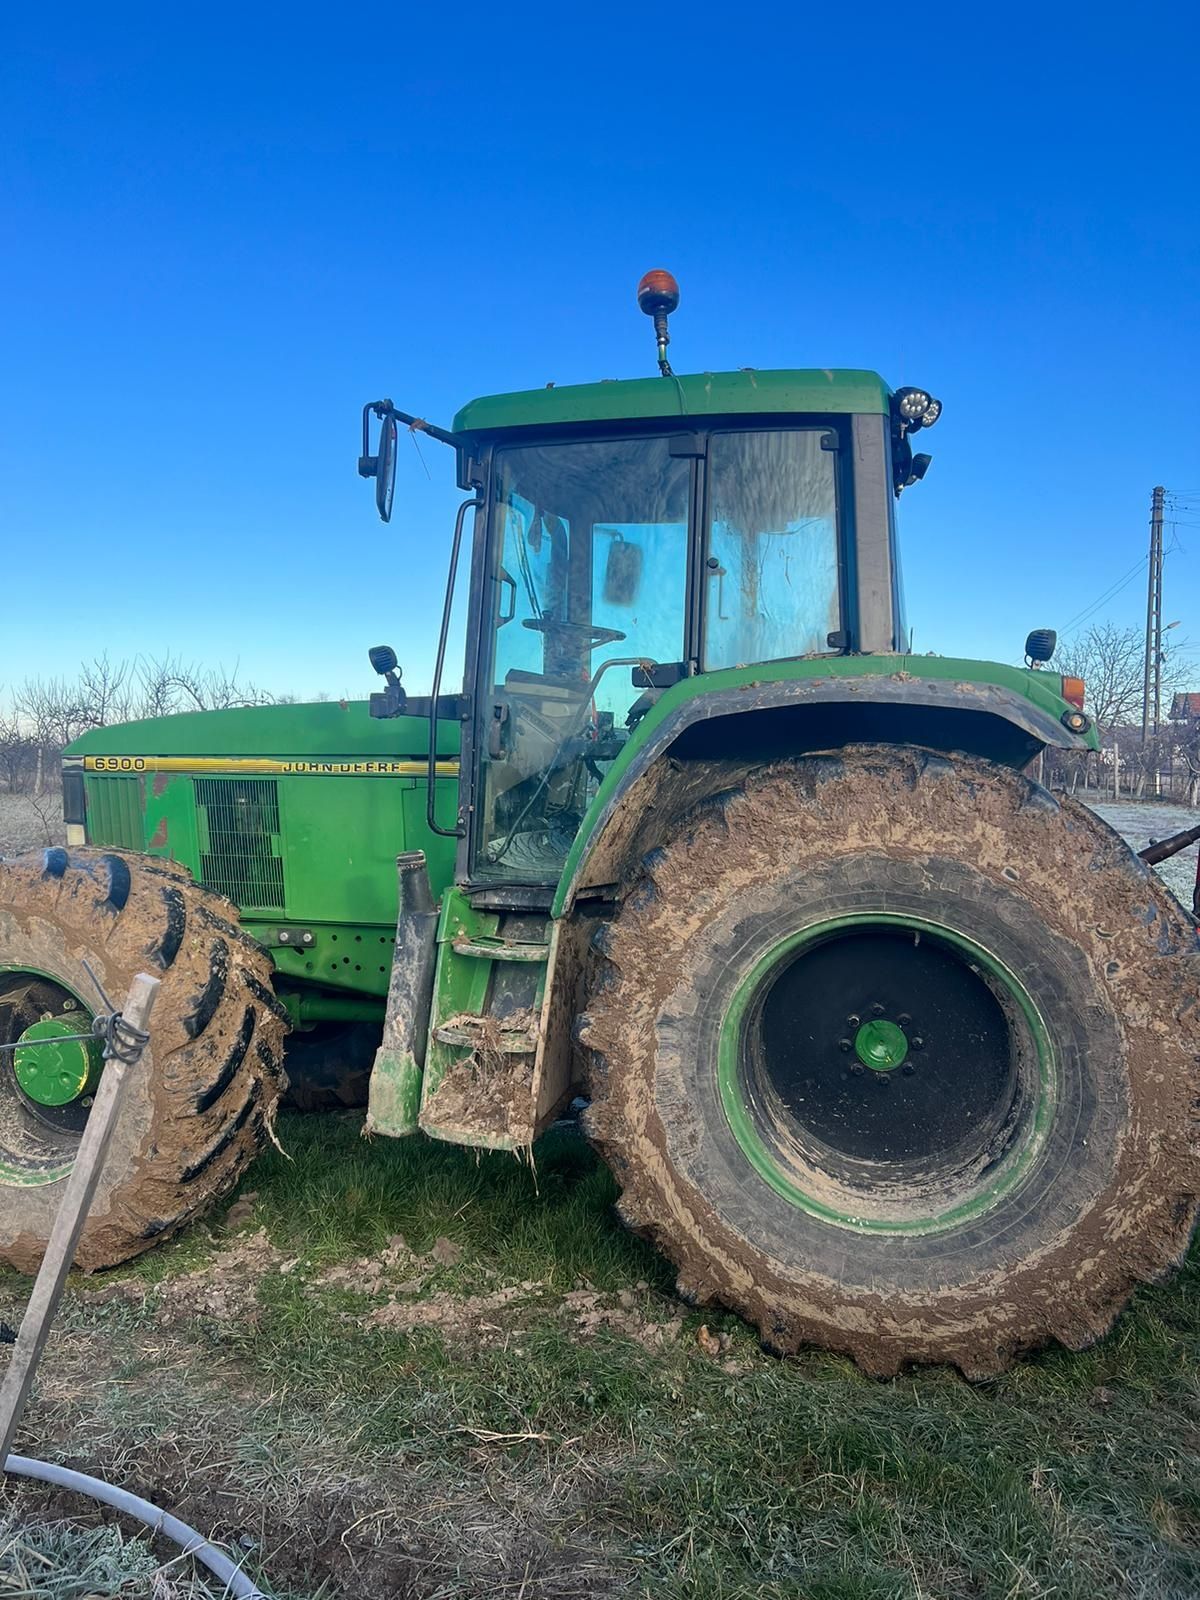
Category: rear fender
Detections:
[{"x1": 554, "y1": 663, "x2": 1094, "y2": 914}]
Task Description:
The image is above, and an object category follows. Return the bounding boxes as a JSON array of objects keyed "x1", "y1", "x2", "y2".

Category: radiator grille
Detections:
[
  {"x1": 195, "y1": 778, "x2": 286, "y2": 911},
  {"x1": 85, "y1": 776, "x2": 143, "y2": 849}
]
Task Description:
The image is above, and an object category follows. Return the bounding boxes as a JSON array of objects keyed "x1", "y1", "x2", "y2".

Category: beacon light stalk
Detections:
[{"x1": 637, "y1": 269, "x2": 680, "y2": 377}]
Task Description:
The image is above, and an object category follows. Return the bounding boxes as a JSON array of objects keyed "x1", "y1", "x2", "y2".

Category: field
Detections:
[{"x1": 2, "y1": 796, "x2": 1200, "y2": 1599}]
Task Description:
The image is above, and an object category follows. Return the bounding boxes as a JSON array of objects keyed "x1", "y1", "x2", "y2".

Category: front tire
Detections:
[
  {"x1": 0, "y1": 848, "x2": 287, "y2": 1272},
  {"x1": 580, "y1": 748, "x2": 1200, "y2": 1377}
]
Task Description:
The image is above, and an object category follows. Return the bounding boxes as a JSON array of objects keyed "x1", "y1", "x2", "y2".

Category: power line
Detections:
[{"x1": 1061, "y1": 553, "x2": 1150, "y2": 634}]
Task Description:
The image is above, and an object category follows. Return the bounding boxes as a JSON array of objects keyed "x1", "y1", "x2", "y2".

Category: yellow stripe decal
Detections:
[{"x1": 82, "y1": 755, "x2": 459, "y2": 777}]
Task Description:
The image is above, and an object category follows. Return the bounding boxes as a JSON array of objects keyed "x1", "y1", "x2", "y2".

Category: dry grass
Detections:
[{"x1": 2, "y1": 1114, "x2": 1200, "y2": 1599}]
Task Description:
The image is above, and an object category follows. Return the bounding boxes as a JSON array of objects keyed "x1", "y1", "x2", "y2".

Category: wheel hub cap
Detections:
[
  {"x1": 854, "y1": 1017, "x2": 908, "y2": 1072},
  {"x1": 14, "y1": 1018, "x2": 102, "y2": 1107}
]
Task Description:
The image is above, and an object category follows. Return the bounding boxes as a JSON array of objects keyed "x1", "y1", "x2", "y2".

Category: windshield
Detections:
[{"x1": 476, "y1": 436, "x2": 690, "y2": 879}]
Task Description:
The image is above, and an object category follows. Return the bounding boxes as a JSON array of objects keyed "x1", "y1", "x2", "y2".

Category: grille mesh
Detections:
[{"x1": 195, "y1": 777, "x2": 285, "y2": 911}]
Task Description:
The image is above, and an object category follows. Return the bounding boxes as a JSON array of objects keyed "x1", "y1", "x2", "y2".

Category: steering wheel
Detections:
[{"x1": 521, "y1": 618, "x2": 626, "y2": 647}]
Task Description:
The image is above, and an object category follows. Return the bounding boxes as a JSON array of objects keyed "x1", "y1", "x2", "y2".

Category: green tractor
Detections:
[{"x1": 3, "y1": 273, "x2": 1197, "y2": 1376}]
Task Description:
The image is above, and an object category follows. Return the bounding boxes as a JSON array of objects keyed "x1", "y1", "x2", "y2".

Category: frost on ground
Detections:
[
  {"x1": 0, "y1": 792, "x2": 65, "y2": 854},
  {"x1": 0, "y1": 1515, "x2": 220, "y2": 1599},
  {"x1": 1092, "y1": 800, "x2": 1200, "y2": 905}
]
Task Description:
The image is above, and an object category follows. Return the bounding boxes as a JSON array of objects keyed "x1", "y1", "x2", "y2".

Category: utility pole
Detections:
[{"x1": 1142, "y1": 485, "x2": 1166, "y2": 742}]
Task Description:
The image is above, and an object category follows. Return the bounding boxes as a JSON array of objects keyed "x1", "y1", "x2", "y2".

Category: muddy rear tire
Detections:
[
  {"x1": 580, "y1": 747, "x2": 1200, "y2": 1377},
  {"x1": 0, "y1": 848, "x2": 287, "y2": 1272}
]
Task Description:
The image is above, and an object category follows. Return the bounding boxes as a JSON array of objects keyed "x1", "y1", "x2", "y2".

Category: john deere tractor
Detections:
[{"x1": 3, "y1": 273, "x2": 1197, "y2": 1376}]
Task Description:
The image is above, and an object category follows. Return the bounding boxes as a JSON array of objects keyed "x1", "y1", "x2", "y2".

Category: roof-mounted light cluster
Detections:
[
  {"x1": 893, "y1": 387, "x2": 942, "y2": 430},
  {"x1": 890, "y1": 386, "x2": 943, "y2": 496}
]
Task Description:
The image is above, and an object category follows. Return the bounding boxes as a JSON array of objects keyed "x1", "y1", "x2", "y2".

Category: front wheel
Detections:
[
  {"x1": 580, "y1": 747, "x2": 1200, "y2": 1377},
  {"x1": 0, "y1": 848, "x2": 287, "y2": 1272}
]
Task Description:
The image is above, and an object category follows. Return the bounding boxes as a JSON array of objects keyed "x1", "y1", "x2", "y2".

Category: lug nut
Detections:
[
  {"x1": 870, "y1": 1003, "x2": 885, "y2": 1016},
  {"x1": 902, "y1": 1063, "x2": 915, "y2": 1076},
  {"x1": 838, "y1": 1038, "x2": 852, "y2": 1052},
  {"x1": 847, "y1": 1014, "x2": 860, "y2": 1028},
  {"x1": 911, "y1": 1036, "x2": 924, "y2": 1050},
  {"x1": 850, "y1": 1064, "x2": 864, "y2": 1076},
  {"x1": 898, "y1": 1013, "x2": 911, "y2": 1026}
]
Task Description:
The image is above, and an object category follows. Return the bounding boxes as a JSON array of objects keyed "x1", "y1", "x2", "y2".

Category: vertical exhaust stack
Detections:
[
  {"x1": 367, "y1": 852, "x2": 440, "y2": 1137},
  {"x1": 637, "y1": 269, "x2": 680, "y2": 376}
]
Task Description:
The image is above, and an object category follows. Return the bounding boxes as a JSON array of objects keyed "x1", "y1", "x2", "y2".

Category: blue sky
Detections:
[{"x1": 3, "y1": 4, "x2": 1198, "y2": 702}]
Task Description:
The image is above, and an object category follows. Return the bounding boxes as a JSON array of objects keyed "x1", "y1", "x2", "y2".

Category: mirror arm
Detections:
[{"x1": 363, "y1": 398, "x2": 460, "y2": 454}]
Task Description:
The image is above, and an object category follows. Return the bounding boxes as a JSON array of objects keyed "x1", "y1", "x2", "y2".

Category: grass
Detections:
[
  {"x1": 3, "y1": 1111, "x2": 1200, "y2": 1598},
  {"x1": 0, "y1": 1515, "x2": 221, "y2": 1599}
]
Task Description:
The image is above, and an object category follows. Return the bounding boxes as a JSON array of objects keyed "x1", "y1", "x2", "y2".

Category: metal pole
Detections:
[
  {"x1": 1143, "y1": 486, "x2": 1165, "y2": 742},
  {"x1": 0, "y1": 973, "x2": 160, "y2": 1464},
  {"x1": 1152, "y1": 485, "x2": 1165, "y2": 736}
]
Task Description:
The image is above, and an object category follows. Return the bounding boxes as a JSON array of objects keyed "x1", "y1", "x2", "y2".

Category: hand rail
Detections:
[{"x1": 427, "y1": 495, "x2": 483, "y2": 838}]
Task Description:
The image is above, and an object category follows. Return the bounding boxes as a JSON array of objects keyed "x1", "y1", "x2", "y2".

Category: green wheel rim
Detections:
[
  {"x1": 0, "y1": 967, "x2": 98, "y2": 1187},
  {"x1": 717, "y1": 914, "x2": 1055, "y2": 1235}
]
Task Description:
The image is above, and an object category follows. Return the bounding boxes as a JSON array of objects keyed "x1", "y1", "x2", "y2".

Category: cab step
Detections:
[
  {"x1": 451, "y1": 936, "x2": 550, "y2": 963},
  {"x1": 432, "y1": 1021, "x2": 539, "y2": 1053}
]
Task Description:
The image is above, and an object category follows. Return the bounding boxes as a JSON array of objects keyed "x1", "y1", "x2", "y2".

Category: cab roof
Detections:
[{"x1": 452, "y1": 368, "x2": 891, "y2": 435}]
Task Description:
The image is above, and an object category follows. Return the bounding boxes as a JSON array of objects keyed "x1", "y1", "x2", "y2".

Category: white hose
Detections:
[{"x1": 3, "y1": 1455, "x2": 270, "y2": 1598}]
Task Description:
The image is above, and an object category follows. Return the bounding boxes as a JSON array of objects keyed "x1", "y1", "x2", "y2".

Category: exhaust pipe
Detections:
[{"x1": 366, "y1": 851, "x2": 440, "y2": 1137}]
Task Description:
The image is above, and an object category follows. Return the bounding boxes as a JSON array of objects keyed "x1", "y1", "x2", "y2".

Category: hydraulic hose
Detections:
[{"x1": 3, "y1": 1455, "x2": 270, "y2": 1598}]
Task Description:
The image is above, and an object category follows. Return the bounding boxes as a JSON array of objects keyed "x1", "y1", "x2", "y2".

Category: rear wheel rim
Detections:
[
  {"x1": 717, "y1": 914, "x2": 1055, "y2": 1235},
  {"x1": 0, "y1": 970, "x2": 97, "y2": 1187}
]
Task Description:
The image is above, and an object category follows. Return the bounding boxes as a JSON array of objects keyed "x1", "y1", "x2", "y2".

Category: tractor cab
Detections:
[{"x1": 360, "y1": 272, "x2": 942, "y2": 888}]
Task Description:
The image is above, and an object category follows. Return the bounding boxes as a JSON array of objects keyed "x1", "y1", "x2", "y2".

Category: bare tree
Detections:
[
  {"x1": 130, "y1": 656, "x2": 274, "y2": 715},
  {"x1": 0, "y1": 701, "x2": 36, "y2": 793},
  {"x1": 1, "y1": 657, "x2": 277, "y2": 793},
  {"x1": 1053, "y1": 622, "x2": 1189, "y2": 737},
  {"x1": 13, "y1": 677, "x2": 92, "y2": 794},
  {"x1": 77, "y1": 655, "x2": 133, "y2": 729}
]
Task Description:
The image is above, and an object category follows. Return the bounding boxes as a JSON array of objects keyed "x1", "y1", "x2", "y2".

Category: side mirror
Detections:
[{"x1": 358, "y1": 401, "x2": 398, "y2": 523}]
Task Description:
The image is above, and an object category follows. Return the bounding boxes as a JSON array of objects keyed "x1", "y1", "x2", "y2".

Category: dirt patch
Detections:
[
  {"x1": 153, "y1": 1227, "x2": 286, "y2": 1325},
  {"x1": 561, "y1": 1287, "x2": 684, "y2": 1351},
  {"x1": 367, "y1": 1280, "x2": 544, "y2": 1335}
]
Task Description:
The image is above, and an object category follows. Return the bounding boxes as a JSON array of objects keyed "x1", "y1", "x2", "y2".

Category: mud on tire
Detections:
[
  {"x1": 0, "y1": 848, "x2": 287, "y2": 1272},
  {"x1": 579, "y1": 747, "x2": 1200, "y2": 1377}
]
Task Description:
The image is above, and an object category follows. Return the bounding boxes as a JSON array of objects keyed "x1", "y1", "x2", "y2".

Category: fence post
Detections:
[{"x1": 0, "y1": 973, "x2": 160, "y2": 1464}]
